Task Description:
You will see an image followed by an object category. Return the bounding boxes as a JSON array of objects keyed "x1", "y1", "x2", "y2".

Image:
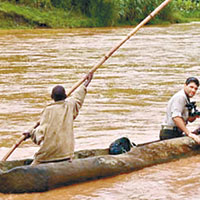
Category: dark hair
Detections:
[
  {"x1": 51, "y1": 85, "x2": 67, "y2": 101},
  {"x1": 185, "y1": 77, "x2": 199, "y2": 87}
]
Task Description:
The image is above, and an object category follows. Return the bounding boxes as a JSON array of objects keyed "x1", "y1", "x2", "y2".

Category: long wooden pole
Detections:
[
  {"x1": 1, "y1": 135, "x2": 26, "y2": 161},
  {"x1": 1, "y1": 122, "x2": 40, "y2": 161},
  {"x1": 67, "y1": 0, "x2": 173, "y2": 97}
]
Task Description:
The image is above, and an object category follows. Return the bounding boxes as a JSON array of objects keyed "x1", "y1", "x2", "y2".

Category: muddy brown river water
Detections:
[{"x1": 0, "y1": 22, "x2": 200, "y2": 199}]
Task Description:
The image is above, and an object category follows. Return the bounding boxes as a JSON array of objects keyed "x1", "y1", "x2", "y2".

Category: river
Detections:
[{"x1": 0, "y1": 22, "x2": 200, "y2": 199}]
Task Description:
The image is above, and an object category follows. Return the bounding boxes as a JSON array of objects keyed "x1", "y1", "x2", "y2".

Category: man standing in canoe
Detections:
[
  {"x1": 23, "y1": 72, "x2": 93, "y2": 166},
  {"x1": 160, "y1": 77, "x2": 200, "y2": 144}
]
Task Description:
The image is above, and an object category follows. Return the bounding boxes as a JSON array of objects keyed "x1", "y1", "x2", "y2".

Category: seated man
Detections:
[
  {"x1": 23, "y1": 73, "x2": 93, "y2": 166},
  {"x1": 160, "y1": 77, "x2": 200, "y2": 144}
]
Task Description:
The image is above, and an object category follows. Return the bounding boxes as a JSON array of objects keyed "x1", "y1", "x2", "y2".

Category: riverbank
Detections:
[
  {"x1": 0, "y1": 1, "x2": 200, "y2": 29},
  {"x1": 0, "y1": 2, "x2": 93, "y2": 29}
]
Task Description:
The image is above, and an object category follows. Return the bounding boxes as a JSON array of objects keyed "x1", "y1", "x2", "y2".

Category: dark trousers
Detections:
[{"x1": 160, "y1": 128, "x2": 183, "y2": 140}]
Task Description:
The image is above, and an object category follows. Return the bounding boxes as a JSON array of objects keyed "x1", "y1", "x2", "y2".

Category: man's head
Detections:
[
  {"x1": 51, "y1": 85, "x2": 67, "y2": 102},
  {"x1": 184, "y1": 77, "x2": 199, "y2": 98}
]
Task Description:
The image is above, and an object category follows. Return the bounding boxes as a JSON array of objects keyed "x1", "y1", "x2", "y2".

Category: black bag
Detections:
[{"x1": 109, "y1": 137, "x2": 135, "y2": 155}]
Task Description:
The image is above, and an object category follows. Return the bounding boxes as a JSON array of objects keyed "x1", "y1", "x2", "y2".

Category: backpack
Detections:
[{"x1": 109, "y1": 137, "x2": 136, "y2": 155}]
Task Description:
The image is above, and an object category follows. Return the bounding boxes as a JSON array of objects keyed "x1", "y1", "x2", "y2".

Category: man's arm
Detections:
[
  {"x1": 69, "y1": 72, "x2": 93, "y2": 120},
  {"x1": 22, "y1": 107, "x2": 49, "y2": 144},
  {"x1": 173, "y1": 116, "x2": 200, "y2": 144},
  {"x1": 23, "y1": 122, "x2": 40, "y2": 140}
]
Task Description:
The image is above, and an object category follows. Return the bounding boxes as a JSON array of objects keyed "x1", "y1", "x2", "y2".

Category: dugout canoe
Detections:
[{"x1": 0, "y1": 136, "x2": 200, "y2": 194}]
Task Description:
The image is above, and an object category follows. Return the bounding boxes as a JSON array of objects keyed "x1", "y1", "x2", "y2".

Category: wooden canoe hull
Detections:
[{"x1": 0, "y1": 136, "x2": 200, "y2": 193}]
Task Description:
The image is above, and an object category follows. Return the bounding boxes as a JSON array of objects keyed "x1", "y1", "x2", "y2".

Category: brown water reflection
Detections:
[{"x1": 0, "y1": 22, "x2": 200, "y2": 199}]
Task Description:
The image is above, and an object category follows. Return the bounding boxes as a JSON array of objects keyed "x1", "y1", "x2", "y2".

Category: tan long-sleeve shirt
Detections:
[{"x1": 30, "y1": 85, "x2": 87, "y2": 163}]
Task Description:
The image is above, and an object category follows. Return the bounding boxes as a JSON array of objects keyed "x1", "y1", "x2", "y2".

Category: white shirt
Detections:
[{"x1": 163, "y1": 89, "x2": 190, "y2": 127}]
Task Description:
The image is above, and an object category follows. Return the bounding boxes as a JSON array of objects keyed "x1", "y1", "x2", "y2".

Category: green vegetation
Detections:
[
  {"x1": 173, "y1": 0, "x2": 200, "y2": 22},
  {"x1": 0, "y1": 1, "x2": 94, "y2": 28},
  {"x1": 0, "y1": 0, "x2": 199, "y2": 29}
]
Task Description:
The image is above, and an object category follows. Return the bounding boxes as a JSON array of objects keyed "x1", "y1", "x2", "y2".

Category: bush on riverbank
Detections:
[
  {"x1": 0, "y1": 0, "x2": 199, "y2": 29},
  {"x1": 0, "y1": 1, "x2": 95, "y2": 28},
  {"x1": 174, "y1": 0, "x2": 200, "y2": 21}
]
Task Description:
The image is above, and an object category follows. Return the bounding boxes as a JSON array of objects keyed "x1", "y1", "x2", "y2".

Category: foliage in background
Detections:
[
  {"x1": 173, "y1": 0, "x2": 200, "y2": 21},
  {"x1": 2, "y1": 0, "x2": 52, "y2": 9},
  {"x1": 0, "y1": 1, "x2": 93, "y2": 28},
  {"x1": 117, "y1": 0, "x2": 175, "y2": 24},
  {"x1": 0, "y1": 0, "x2": 199, "y2": 28},
  {"x1": 49, "y1": 0, "x2": 176, "y2": 25},
  {"x1": 50, "y1": 0, "x2": 120, "y2": 26},
  {"x1": 175, "y1": 0, "x2": 200, "y2": 11},
  {"x1": 50, "y1": 0, "x2": 200, "y2": 25}
]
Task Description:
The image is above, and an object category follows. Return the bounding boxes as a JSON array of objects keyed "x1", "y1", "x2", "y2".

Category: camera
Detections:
[{"x1": 186, "y1": 101, "x2": 200, "y2": 117}]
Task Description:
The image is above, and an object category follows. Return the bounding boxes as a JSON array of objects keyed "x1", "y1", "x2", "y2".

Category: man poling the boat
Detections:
[
  {"x1": 22, "y1": 72, "x2": 93, "y2": 166},
  {"x1": 160, "y1": 77, "x2": 200, "y2": 144},
  {"x1": 1, "y1": 0, "x2": 174, "y2": 162}
]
